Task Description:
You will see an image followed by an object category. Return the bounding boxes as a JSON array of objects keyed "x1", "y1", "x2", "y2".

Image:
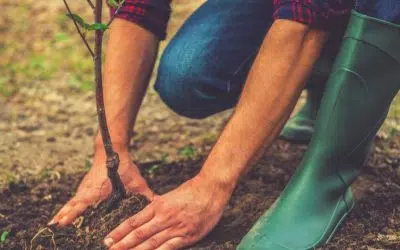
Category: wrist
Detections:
[
  {"x1": 196, "y1": 163, "x2": 238, "y2": 198},
  {"x1": 198, "y1": 146, "x2": 246, "y2": 194},
  {"x1": 94, "y1": 140, "x2": 131, "y2": 162},
  {"x1": 94, "y1": 133, "x2": 130, "y2": 152},
  {"x1": 190, "y1": 172, "x2": 234, "y2": 209},
  {"x1": 92, "y1": 145, "x2": 135, "y2": 172}
]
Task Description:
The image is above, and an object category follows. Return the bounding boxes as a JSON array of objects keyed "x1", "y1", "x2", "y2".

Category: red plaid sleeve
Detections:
[
  {"x1": 273, "y1": 0, "x2": 355, "y2": 30},
  {"x1": 109, "y1": 0, "x2": 172, "y2": 40}
]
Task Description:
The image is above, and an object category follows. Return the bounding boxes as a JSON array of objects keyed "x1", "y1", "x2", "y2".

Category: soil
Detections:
[{"x1": 1, "y1": 138, "x2": 399, "y2": 250}]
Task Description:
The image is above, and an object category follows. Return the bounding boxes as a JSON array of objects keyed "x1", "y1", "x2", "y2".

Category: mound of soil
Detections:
[
  {"x1": 0, "y1": 177, "x2": 149, "y2": 250},
  {"x1": 1, "y1": 140, "x2": 399, "y2": 249}
]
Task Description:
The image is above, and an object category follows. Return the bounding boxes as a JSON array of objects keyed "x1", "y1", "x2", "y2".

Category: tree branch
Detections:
[
  {"x1": 62, "y1": 0, "x2": 95, "y2": 57},
  {"x1": 106, "y1": 0, "x2": 126, "y2": 27},
  {"x1": 86, "y1": 0, "x2": 95, "y2": 10}
]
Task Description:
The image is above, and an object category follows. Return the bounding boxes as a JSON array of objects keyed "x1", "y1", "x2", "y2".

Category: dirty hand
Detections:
[
  {"x1": 49, "y1": 151, "x2": 153, "y2": 226},
  {"x1": 104, "y1": 174, "x2": 233, "y2": 250}
]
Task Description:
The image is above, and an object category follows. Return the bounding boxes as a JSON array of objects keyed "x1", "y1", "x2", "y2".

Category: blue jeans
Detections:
[
  {"x1": 154, "y1": 0, "x2": 342, "y2": 119},
  {"x1": 356, "y1": 0, "x2": 400, "y2": 24}
]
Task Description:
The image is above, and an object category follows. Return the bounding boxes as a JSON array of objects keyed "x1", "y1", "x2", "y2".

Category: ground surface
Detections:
[
  {"x1": 1, "y1": 0, "x2": 400, "y2": 250},
  {"x1": 1, "y1": 139, "x2": 400, "y2": 249}
]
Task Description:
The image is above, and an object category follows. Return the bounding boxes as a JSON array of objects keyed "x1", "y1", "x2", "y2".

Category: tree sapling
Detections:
[{"x1": 62, "y1": 0, "x2": 126, "y2": 211}]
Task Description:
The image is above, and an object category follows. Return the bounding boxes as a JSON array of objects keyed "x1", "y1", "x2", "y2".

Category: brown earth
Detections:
[{"x1": 1, "y1": 138, "x2": 400, "y2": 250}]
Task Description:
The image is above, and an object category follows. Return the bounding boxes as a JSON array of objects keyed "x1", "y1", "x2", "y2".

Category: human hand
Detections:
[
  {"x1": 104, "y1": 174, "x2": 233, "y2": 250},
  {"x1": 50, "y1": 151, "x2": 153, "y2": 226}
]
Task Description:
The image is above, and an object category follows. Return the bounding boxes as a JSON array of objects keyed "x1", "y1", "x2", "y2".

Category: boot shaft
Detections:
[{"x1": 305, "y1": 11, "x2": 400, "y2": 186}]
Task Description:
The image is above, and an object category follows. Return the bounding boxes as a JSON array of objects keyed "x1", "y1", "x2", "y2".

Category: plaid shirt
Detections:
[
  {"x1": 273, "y1": 0, "x2": 355, "y2": 30},
  {"x1": 109, "y1": 0, "x2": 172, "y2": 40},
  {"x1": 110, "y1": 0, "x2": 354, "y2": 40}
]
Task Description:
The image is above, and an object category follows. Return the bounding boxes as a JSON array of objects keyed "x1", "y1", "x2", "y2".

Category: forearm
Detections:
[
  {"x1": 200, "y1": 20, "x2": 328, "y2": 191},
  {"x1": 95, "y1": 18, "x2": 159, "y2": 153}
]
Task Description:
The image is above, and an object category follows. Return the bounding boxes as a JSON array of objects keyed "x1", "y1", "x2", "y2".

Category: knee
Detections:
[{"x1": 154, "y1": 45, "x2": 210, "y2": 119}]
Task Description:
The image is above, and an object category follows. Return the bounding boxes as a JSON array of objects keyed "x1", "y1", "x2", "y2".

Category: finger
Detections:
[
  {"x1": 130, "y1": 228, "x2": 179, "y2": 250},
  {"x1": 51, "y1": 196, "x2": 88, "y2": 222},
  {"x1": 155, "y1": 237, "x2": 186, "y2": 250},
  {"x1": 105, "y1": 206, "x2": 155, "y2": 248},
  {"x1": 49, "y1": 200, "x2": 75, "y2": 225},
  {"x1": 109, "y1": 218, "x2": 171, "y2": 250},
  {"x1": 57, "y1": 203, "x2": 88, "y2": 226},
  {"x1": 50, "y1": 195, "x2": 95, "y2": 225}
]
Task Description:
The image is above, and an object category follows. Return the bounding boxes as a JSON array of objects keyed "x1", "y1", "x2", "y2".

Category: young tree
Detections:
[{"x1": 62, "y1": 0, "x2": 126, "y2": 211}]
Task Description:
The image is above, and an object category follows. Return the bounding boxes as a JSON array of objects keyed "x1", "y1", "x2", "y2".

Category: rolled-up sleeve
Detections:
[
  {"x1": 273, "y1": 0, "x2": 355, "y2": 31},
  {"x1": 109, "y1": 0, "x2": 172, "y2": 40}
]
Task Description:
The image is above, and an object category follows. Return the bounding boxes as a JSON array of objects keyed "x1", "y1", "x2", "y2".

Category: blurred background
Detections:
[{"x1": 0, "y1": 0, "x2": 399, "y2": 187}]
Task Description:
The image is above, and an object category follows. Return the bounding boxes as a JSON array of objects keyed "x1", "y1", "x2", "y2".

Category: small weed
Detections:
[
  {"x1": 389, "y1": 128, "x2": 398, "y2": 139},
  {"x1": 146, "y1": 153, "x2": 169, "y2": 177},
  {"x1": 1, "y1": 231, "x2": 9, "y2": 244},
  {"x1": 147, "y1": 164, "x2": 161, "y2": 176},
  {"x1": 161, "y1": 153, "x2": 169, "y2": 164},
  {"x1": 0, "y1": 76, "x2": 16, "y2": 97},
  {"x1": 179, "y1": 145, "x2": 197, "y2": 159},
  {"x1": 0, "y1": 169, "x2": 18, "y2": 185},
  {"x1": 84, "y1": 159, "x2": 92, "y2": 171}
]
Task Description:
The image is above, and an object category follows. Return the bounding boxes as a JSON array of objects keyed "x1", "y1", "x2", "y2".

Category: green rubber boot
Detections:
[
  {"x1": 238, "y1": 11, "x2": 400, "y2": 250},
  {"x1": 279, "y1": 80, "x2": 325, "y2": 144}
]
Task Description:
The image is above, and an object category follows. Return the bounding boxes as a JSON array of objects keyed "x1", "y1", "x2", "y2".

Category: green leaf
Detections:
[
  {"x1": 66, "y1": 13, "x2": 89, "y2": 30},
  {"x1": 108, "y1": 0, "x2": 125, "y2": 8},
  {"x1": 1, "y1": 231, "x2": 9, "y2": 243},
  {"x1": 88, "y1": 23, "x2": 108, "y2": 31},
  {"x1": 108, "y1": 0, "x2": 120, "y2": 8}
]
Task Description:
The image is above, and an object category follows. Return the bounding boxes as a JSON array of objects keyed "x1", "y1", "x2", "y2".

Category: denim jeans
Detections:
[
  {"x1": 154, "y1": 0, "x2": 342, "y2": 119},
  {"x1": 356, "y1": 0, "x2": 400, "y2": 24}
]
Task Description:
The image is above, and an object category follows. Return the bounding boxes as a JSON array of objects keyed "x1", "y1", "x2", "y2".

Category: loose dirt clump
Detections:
[{"x1": 1, "y1": 176, "x2": 148, "y2": 250}]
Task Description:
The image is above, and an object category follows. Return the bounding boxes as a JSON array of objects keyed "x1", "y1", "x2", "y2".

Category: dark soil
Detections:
[{"x1": 1, "y1": 139, "x2": 399, "y2": 250}]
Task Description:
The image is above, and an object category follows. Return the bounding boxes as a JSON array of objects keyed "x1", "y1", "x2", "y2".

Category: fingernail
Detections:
[
  {"x1": 104, "y1": 238, "x2": 114, "y2": 247},
  {"x1": 47, "y1": 219, "x2": 56, "y2": 226}
]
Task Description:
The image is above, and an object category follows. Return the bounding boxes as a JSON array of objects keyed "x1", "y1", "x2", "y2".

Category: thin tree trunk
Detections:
[{"x1": 94, "y1": 0, "x2": 126, "y2": 210}]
